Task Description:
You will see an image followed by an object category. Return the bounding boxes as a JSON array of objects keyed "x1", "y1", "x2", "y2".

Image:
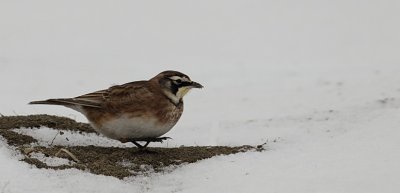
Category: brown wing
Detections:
[{"x1": 74, "y1": 81, "x2": 155, "y2": 108}]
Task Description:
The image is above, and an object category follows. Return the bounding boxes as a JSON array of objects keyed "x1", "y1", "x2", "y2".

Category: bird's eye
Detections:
[{"x1": 175, "y1": 79, "x2": 182, "y2": 84}]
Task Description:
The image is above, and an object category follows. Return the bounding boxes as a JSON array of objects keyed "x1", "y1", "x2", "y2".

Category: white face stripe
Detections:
[
  {"x1": 170, "y1": 76, "x2": 190, "y2": 82},
  {"x1": 163, "y1": 89, "x2": 180, "y2": 104},
  {"x1": 164, "y1": 87, "x2": 192, "y2": 105}
]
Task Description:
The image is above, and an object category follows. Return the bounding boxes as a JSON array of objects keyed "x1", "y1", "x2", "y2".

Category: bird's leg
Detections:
[
  {"x1": 127, "y1": 137, "x2": 171, "y2": 152},
  {"x1": 142, "y1": 141, "x2": 151, "y2": 148},
  {"x1": 141, "y1": 137, "x2": 170, "y2": 147},
  {"x1": 130, "y1": 141, "x2": 144, "y2": 149},
  {"x1": 128, "y1": 137, "x2": 171, "y2": 149}
]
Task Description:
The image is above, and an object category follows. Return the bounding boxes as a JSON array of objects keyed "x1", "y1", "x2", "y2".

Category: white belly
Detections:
[{"x1": 91, "y1": 116, "x2": 175, "y2": 140}]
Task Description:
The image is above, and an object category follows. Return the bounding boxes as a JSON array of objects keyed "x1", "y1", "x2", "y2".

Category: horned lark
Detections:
[{"x1": 30, "y1": 70, "x2": 203, "y2": 149}]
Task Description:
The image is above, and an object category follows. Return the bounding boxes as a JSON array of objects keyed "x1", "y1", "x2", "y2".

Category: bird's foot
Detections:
[
  {"x1": 128, "y1": 137, "x2": 172, "y2": 149},
  {"x1": 140, "y1": 137, "x2": 171, "y2": 143}
]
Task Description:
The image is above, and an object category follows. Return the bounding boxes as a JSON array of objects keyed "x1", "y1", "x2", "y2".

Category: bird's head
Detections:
[{"x1": 152, "y1": 70, "x2": 203, "y2": 104}]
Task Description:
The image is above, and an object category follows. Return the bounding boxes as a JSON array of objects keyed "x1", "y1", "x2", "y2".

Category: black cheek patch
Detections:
[{"x1": 171, "y1": 83, "x2": 179, "y2": 95}]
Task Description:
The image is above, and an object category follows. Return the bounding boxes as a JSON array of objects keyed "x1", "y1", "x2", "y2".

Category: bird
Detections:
[{"x1": 29, "y1": 70, "x2": 203, "y2": 149}]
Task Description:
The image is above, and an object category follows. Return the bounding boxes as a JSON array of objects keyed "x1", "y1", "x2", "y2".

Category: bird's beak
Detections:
[{"x1": 190, "y1": 81, "x2": 203, "y2": 89}]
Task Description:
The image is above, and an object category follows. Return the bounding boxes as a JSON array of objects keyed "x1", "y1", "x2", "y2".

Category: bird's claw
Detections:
[
  {"x1": 128, "y1": 137, "x2": 172, "y2": 149},
  {"x1": 150, "y1": 137, "x2": 171, "y2": 143}
]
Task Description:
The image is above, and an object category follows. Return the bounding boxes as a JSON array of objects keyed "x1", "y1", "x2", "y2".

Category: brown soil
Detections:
[{"x1": 0, "y1": 115, "x2": 264, "y2": 179}]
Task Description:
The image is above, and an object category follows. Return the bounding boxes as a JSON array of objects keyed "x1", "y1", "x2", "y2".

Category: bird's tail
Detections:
[
  {"x1": 29, "y1": 98, "x2": 101, "y2": 109},
  {"x1": 29, "y1": 98, "x2": 76, "y2": 106}
]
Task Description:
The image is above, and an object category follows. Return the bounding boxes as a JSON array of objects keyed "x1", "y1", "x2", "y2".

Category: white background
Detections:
[{"x1": 1, "y1": 1, "x2": 400, "y2": 192}]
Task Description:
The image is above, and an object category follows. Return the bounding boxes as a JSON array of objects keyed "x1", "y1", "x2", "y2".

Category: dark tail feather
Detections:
[
  {"x1": 29, "y1": 98, "x2": 101, "y2": 108},
  {"x1": 29, "y1": 99, "x2": 75, "y2": 106}
]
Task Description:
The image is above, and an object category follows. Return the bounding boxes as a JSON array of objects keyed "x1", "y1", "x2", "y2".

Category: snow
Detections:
[
  {"x1": 29, "y1": 152, "x2": 73, "y2": 167},
  {"x1": 1, "y1": 0, "x2": 400, "y2": 192}
]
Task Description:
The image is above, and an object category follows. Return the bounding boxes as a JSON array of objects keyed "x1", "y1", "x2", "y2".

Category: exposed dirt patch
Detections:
[
  {"x1": 0, "y1": 114, "x2": 94, "y2": 133},
  {"x1": 0, "y1": 115, "x2": 264, "y2": 179}
]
